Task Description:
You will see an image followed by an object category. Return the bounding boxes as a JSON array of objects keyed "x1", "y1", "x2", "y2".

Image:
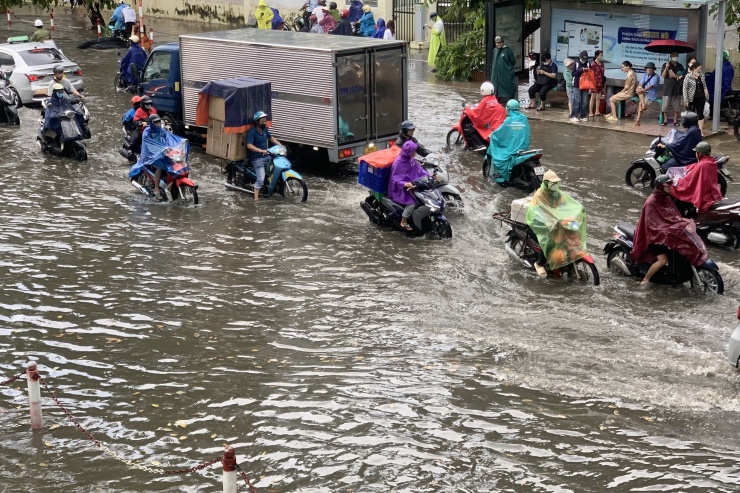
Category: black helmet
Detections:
[
  {"x1": 681, "y1": 111, "x2": 698, "y2": 128},
  {"x1": 654, "y1": 174, "x2": 673, "y2": 188},
  {"x1": 400, "y1": 120, "x2": 415, "y2": 135},
  {"x1": 148, "y1": 114, "x2": 162, "y2": 125},
  {"x1": 295, "y1": 17, "x2": 305, "y2": 27},
  {"x1": 329, "y1": 1, "x2": 337, "y2": 9},
  {"x1": 53, "y1": 65, "x2": 64, "y2": 75}
]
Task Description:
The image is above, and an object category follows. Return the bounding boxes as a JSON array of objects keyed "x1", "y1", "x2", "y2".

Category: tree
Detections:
[{"x1": 709, "y1": 0, "x2": 740, "y2": 50}]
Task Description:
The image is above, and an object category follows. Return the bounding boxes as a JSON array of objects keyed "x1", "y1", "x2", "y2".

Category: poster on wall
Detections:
[
  {"x1": 549, "y1": 8, "x2": 689, "y2": 80},
  {"x1": 495, "y1": 3, "x2": 524, "y2": 73}
]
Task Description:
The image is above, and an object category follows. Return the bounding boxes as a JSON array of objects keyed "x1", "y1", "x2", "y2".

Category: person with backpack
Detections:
[
  {"x1": 569, "y1": 50, "x2": 590, "y2": 122},
  {"x1": 634, "y1": 62, "x2": 660, "y2": 126}
]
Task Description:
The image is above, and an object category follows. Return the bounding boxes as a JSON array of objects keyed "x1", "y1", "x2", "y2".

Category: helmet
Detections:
[
  {"x1": 51, "y1": 83, "x2": 64, "y2": 91},
  {"x1": 480, "y1": 81, "x2": 494, "y2": 96},
  {"x1": 295, "y1": 17, "x2": 305, "y2": 27},
  {"x1": 148, "y1": 114, "x2": 162, "y2": 125},
  {"x1": 654, "y1": 174, "x2": 673, "y2": 188},
  {"x1": 400, "y1": 120, "x2": 415, "y2": 135},
  {"x1": 723, "y1": 49, "x2": 730, "y2": 60},
  {"x1": 129, "y1": 35, "x2": 139, "y2": 44},
  {"x1": 340, "y1": 9, "x2": 349, "y2": 18},
  {"x1": 693, "y1": 141, "x2": 712, "y2": 154},
  {"x1": 494, "y1": 36, "x2": 503, "y2": 43},
  {"x1": 329, "y1": 2, "x2": 337, "y2": 9},
  {"x1": 543, "y1": 170, "x2": 561, "y2": 183},
  {"x1": 140, "y1": 95, "x2": 152, "y2": 106},
  {"x1": 34, "y1": 19, "x2": 43, "y2": 27},
  {"x1": 131, "y1": 95, "x2": 142, "y2": 105},
  {"x1": 362, "y1": 5, "x2": 371, "y2": 12},
  {"x1": 253, "y1": 111, "x2": 268, "y2": 122},
  {"x1": 429, "y1": 12, "x2": 438, "y2": 20},
  {"x1": 506, "y1": 99, "x2": 520, "y2": 111},
  {"x1": 681, "y1": 111, "x2": 698, "y2": 128},
  {"x1": 645, "y1": 62, "x2": 656, "y2": 70},
  {"x1": 53, "y1": 65, "x2": 64, "y2": 75}
]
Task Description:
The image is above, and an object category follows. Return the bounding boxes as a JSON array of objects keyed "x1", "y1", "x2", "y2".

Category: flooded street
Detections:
[{"x1": 1, "y1": 11, "x2": 740, "y2": 492}]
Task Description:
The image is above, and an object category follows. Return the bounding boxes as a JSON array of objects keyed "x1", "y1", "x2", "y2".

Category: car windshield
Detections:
[{"x1": 19, "y1": 48, "x2": 64, "y2": 66}]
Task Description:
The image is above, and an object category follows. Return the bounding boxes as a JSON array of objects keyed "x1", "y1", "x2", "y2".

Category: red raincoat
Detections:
[
  {"x1": 631, "y1": 189, "x2": 708, "y2": 266},
  {"x1": 465, "y1": 96, "x2": 506, "y2": 141},
  {"x1": 668, "y1": 156, "x2": 723, "y2": 214}
]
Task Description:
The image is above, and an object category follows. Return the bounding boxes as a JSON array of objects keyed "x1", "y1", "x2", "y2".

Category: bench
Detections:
[{"x1": 616, "y1": 96, "x2": 664, "y2": 124}]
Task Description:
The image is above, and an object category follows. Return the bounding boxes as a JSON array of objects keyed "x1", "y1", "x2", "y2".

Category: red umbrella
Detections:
[{"x1": 644, "y1": 39, "x2": 695, "y2": 54}]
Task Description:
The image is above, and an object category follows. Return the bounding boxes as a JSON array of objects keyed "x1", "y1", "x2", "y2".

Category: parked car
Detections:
[
  {"x1": 0, "y1": 38, "x2": 83, "y2": 107},
  {"x1": 729, "y1": 306, "x2": 740, "y2": 368}
]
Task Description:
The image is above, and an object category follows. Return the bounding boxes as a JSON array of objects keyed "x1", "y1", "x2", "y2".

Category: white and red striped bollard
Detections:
[
  {"x1": 222, "y1": 446, "x2": 237, "y2": 493},
  {"x1": 49, "y1": 10, "x2": 54, "y2": 35},
  {"x1": 6, "y1": 9, "x2": 11, "y2": 29},
  {"x1": 26, "y1": 361, "x2": 42, "y2": 430},
  {"x1": 96, "y1": 18, "x2": 101, "y2": 40},
  {"x1": 137, "y1": 0, "x2": 144, "y2": 39},
  {"x1": 148, "y1": 27, "x2": 153, "y2": 46}
]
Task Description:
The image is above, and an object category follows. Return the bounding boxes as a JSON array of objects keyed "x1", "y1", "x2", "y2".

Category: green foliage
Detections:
[
  {"x1": 0, "y1": 0, "x2": 118, "y2": 10},
  {"x1": 436, "y1": 7, "x2": 485, "y2": 81},
  {"x1": 709, "y1": 0, "x2": 740, "y2": 48}
]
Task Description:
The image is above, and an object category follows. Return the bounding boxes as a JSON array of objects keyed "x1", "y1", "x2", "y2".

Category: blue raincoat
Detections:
[
  {"x1": 706, "y1": 59, "x2": 735, "y2": 101},
  {"x1": 43, "y1": 95, "x2": 86, "y2": 142},
  {"x1": 486, "y1": 110, "x2": 531, "y2": 183},
  {"x1": 110, "y1": 4, "x2": 126, "y2": 31},
  {"x1": 270, "y1": 7, "x2": 284, "y2": 29},
  {"x1": 359, "y1": 12, "x2": 375, "y2": 37},
  {"x1": 371, "y1": 18, "x2": 386, "y2": 39},
  {"x1": 120, "y1": 43, "x2": 147, "y2": 85},
  {"x1": 129, "y1": 126, "x2": 191, "y2": 179},
  {"x1": 348, "y1": 0, "x2": 363, "y2": 22}
]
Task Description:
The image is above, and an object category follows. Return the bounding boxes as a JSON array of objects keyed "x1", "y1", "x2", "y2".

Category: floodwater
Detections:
[{"x1": 1, "y1": 10, "x2": 740, "y2": 493}]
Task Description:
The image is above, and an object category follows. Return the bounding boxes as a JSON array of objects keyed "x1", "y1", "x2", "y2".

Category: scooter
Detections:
[
  {"x1": 130, "y1": 147, "x2": 199, "y2": 205},
  {"x1": 0, "y1": 71, "x2": 19, "y2": 125},
  {"x1": 492, "y1": 210, "x2": 600, "y2": 285},
  {"x1": 361, "y1": 173, "x2": 452, "y2": 239},
  {"x1": 625, "y1": 131, "x2": 731, "y2": 196},
  {"x1": 223, "y1": 145, "x2": 308, "y2": 202},
  {"x1": 675, "y1": 197, "x2": 740, "y2": 249},
  {"x1": 446, "y1": 102, "x2": 488, "y2": 153},
  {"x1": 483, "y1": 149, "x2": 544, "y2": 194},
  {"x1": 114, "y1": 53, "x2": 139, "y2": 93},
  {"x1": 118, "y1": 123, "x2": 140, "y2": 163},
  {"x1": 37, "y1": 95, "x2": 90, "y2": 161},
  {"x1": 420, "y1": 157, "x2": 464, "y2": 213},
  {"x1": 603, "y1": 223, "x2": 724, "y2": 294}
]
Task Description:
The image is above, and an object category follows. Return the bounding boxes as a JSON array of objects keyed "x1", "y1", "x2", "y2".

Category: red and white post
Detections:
[
  {"x1": 137, "y1": 0, "x2": 144, "y2": 38},
  {"x1": 148, "y1": 27, "x2": 153, "y2": 47},
  {"x1": 49, "y1": 10, "x2": 54, "y2": 34},
  {"x1": 7, "y1": 9, "x2": 11, "y2": 30},
  {"x1": 26, "y1": 361, "x2": 42, "y2": 430},
  {"x1": 96, "y1": 18, "x2": 101, "y2": 40},
  {"x1": 222, "y1": 446, "x2": 237, "y2": 493}
]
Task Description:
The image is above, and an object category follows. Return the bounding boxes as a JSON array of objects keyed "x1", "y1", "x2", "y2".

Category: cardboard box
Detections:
[
  {"x1": 206, "y1": 119, "x2": 246, "y2": 161},
  {"x1": 208, "y1": 96, "x2": 226, "y2": 121},
  {"x1": 510, "y1": 197, "x2": 531, "y2": 223}
]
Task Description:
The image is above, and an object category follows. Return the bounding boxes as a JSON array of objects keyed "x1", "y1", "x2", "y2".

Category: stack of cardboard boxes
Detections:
[{"x1": 205, "y1": 96, "x2": 246, "y2": 161}]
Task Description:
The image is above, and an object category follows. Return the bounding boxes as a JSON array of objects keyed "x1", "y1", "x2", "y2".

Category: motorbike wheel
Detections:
[
  {"x1": 735, "y1": 121, "x2": 740, "y2": 142},
  {"x1": 442, "y1": 192, "x2": 464, "y2": 213},
  {"x1": 524, "y1": 169, "x2": 541, "y2": 194},
  {"x1": 569, "y1": 259, "x2": 600, "y2": 286},
  {"x1": 9, "y1": 87, "x2": 21, "y2": 109},
  {"x1": 280, "y1": 177, "x2": 308, "y2": 203},
  {"x1": 176, "y1": 185, "x2": 199, "y2": 205},
  {"x1": 606, "y1": 247, "x2": 633, "y2": 276},
  {"x1": 162, "y1": 114, "x2": 180, "y2": 136},
  {"x1": 429, "y1": 219, "x2": 452, "y2": 239},
  {"x1": 695, "y1": 268, "x2": 724, "y2": 295},
  {"x1": 71, "y1": 143, "x2": 87, "y2": 162},
  {"x1": 482, "y1": 159, "x2": 490, "y2": 178},
  {"x1": 718, "y1": 173, "x2": 728, "y2": 197},
  {"x1": 446, "y1": 129, "x2": 464, "y2": 149},
  {"x1": 625, "y1": 162, "x2": 655, "y2": 189}
]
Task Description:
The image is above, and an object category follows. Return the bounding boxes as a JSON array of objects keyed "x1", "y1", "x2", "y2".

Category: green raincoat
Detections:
[
  {"x1": 491, "y1": 45, "x2": 517, "y2": 99},
  {"x1": 256, "y1": 0, "x2": 274, "y2": 30},
  {"x1": 427, "y1": 18, "x2": 446, "y2": 69},
  {"x1": 525, "y1": 184, "x2": 588, "y2": 270}
]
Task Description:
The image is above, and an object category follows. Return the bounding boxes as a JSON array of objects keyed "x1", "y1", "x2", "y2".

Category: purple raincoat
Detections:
[{"x1": 388, "y1": 141, "x2": 429, "y2": 205}]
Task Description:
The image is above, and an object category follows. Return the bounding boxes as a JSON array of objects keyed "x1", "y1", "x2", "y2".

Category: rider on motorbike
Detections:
[
  {"x1": 329, "y1": 9, "x2": 352, "y2": 35},
  {"x1": 110, "y1": 0, "x2": 127, "y2": 39},
  {"x1": 145, "y1": 114, "x2": 169, "y2": 199},
  {"x1": 632, "y1": 174, "x2": 708, "y2": 285},
  {"x1": 119, "y1": 35, "x2": 147, "y2": 88},
  {"x1": 463, "y1": 81, "x2": 507, "y2": 152},
  {"x1": 657, "y1": 111, "x2": 702, "y2": 170},
  {"x1": 246, "y1": 111, "x2": 284, "y2": 201},
  {"x1": 48, "y1": 65, "x2": 84, "y2": 98},
  {"x1": 395, "y1": 120, "x2": 430, "y2": 157},
  {"x1": 486, "y1": 100, "x2": 530, "y2": 183},
  {"x1": 668, "y1": 141, "x2": 723, "y2": 214},
  {"x1": 123, "y1": 95, "x2": 141, "y2": 129},
  {"x1": 526, "y1": 170, "x2": 587, "y2": 277},
  {"x1": 389, "y1": 140, "x2": 434, "y2": 231}
]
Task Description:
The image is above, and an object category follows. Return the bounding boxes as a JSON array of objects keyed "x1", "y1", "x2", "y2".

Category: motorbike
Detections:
[
  {"x1": 446, "y1": 102, "x2": 488, "y2": 153},
  {"x1": 114, "y1": 52, "x2": 140, "y2": 93},
  {"x1": 674, "y1": 197, "x2": 740, "y2": 249},
  {"x1": 492, "y1": 210, "x2": 600, "y2": 285},
  {"x1": 118, "y1": 123, "x2": 140, "y2": 163},
  {"x1": 420, "y1": 157, "x2": 464, "y2": 213},
  {"x1": 130, "y1": 146, "x2": 199, "y2": 205},
  {"x1": 0, "y1": 71, "x2": 19, "y2": 125},
  {"x1": 37, "y1": 95, "x2": 90, "y2": 161},
  {"x1": 625, "y1": 131, "x2": 731, "y2": 196},
  {"x1": 482, "y1": 149, "x2": 544, "y2": 194},
  {"x1": 603, "y1": 223, "x2": 724, "y2": 294},
  {"x1": 361, "y1": 172, "x2": 453, "y2": 239},
  {"x1": 223, "y1": 145, "x2": 308, "y2": 202}
]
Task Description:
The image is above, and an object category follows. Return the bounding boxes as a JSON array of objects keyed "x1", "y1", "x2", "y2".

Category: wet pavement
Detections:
[{"x1": 1, "y1": 9, "x2": 740, "y2": 493}]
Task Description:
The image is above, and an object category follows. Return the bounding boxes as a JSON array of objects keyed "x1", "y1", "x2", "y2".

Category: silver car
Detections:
[
  {"x1": 730, "y1": 306, "x2": 740, "y2": 368},
  {"x1": 0, "y1": 40, "x2": 84, "y2": 106}
]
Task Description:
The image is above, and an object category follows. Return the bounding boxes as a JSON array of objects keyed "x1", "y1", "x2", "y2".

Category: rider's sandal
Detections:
[
  {"x1": 154, "y1": 193, "x2": 165, "y2": 202},
  {"x1": 401, "y1": 223, "x2": 413, "y2": 232}
]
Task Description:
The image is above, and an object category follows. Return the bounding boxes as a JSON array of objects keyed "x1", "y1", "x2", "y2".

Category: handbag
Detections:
[{"x1": 579, "y1": 67, "x2": 597, "y2": 91}]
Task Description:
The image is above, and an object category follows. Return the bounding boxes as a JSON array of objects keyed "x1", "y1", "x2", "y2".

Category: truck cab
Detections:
[{"x1": 139, "y1": 42, "x2": 182, "y2": 134}]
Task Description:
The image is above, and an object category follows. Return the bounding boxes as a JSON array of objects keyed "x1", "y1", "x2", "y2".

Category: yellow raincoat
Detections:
[
  {"x1": 256, "y1": 0, "x2": 274, "y2": 30},
  {"x1": 427, "y1": 17, "x2": 446, "y2": 69}
]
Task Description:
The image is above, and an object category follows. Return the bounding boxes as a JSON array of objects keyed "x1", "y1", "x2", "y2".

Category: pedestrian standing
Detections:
[
  {"x1": 606, "y1": 61, "x2": 637, "y2": 122},
  {"x1": 569, "y1": 50, "x2": 590, "y2": 122},
  {"x1": 121, "y1": 4, "x2": 137, "y2": 39},
  {"x1": 30, "y1": 20, "x2": 51, "y2": 42},
  {"x1": 683, "y1": 61, "x2": 709, "y2": 136},
  {"x1": 526, "y1": 52, "x2": 557, "y2": 111},
  {"x1": 256, "y1": 0, "x2": 274, "y2": 29},
  {"x1": 426, "y1": 12, "x2": 445, "y2": 72},
  {"x1": 634, "y1": 62, "x2": 660, "y2": 126},
  {"x1": 490, "y1": 35, "x2": 517, "y2": 104},
  {"x1": 588, "y1": 50, "x2": 606, "y2": 118},
  {"x1": 563, "y1": 58, "x2": 574, "y2": 116},
  {"x1": 383, "y1": 20, "x2": 396, "y2": 40},
  {"x1": 660, "y1": 52, "x2": 685, "y2": 126}
]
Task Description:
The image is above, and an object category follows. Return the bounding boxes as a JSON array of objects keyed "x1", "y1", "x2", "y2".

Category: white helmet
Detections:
[
  {"x1": 34, "y1": 19, "x2": 43, "y2": 27},
  {"x1": 480, "y1": 81, "x2": 494, "y2": 96}
]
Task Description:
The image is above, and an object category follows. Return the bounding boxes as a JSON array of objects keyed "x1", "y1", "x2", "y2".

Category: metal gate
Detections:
[{"x1": 392, "y1": 0, "x2": 416, "y2": 42}]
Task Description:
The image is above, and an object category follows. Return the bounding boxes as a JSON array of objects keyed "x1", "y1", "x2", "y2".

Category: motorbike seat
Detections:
[
  {"x1": 616, "y1": 223, "x2": 636, "y2": 240},
  {"x1": 709, "y1": 198, "x2": 740, "y2": 210}
]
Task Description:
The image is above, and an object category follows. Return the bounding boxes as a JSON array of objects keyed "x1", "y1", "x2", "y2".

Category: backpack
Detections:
[{"x1": 579, "y1": 67, "x2": 597, "y2": 91}]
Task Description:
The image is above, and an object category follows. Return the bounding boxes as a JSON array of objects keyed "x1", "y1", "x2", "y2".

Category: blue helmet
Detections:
[{"x1": 253, "y1": 111, "x2": 268, "y2": 122}]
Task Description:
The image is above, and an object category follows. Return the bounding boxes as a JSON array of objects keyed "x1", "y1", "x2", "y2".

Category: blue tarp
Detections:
[
  {"x1": 486, "y1": 111, "x2": 531, "y2": 183},
  {"x1": 128, "y1": 126, "x2": 191, "y2": 179},
  {"x1": 196, "y1": 76, "x2": 272, "y2": 133},
  {"x1": 43, "y1": 97, "x2": 86, "y2": 143}
]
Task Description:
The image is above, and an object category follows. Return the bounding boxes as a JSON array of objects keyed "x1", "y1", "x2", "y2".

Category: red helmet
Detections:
[
  {"x1": 340, "y1": 9, "x2": 349, "y2": 18},
  {"x1": 131, "y1": 95, "x2": 142, "y2": 105}
]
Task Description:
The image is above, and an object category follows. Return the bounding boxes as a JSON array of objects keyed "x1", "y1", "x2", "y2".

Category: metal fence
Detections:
[
  {"x1": 524, "y1": 9, "x2": 540, "y2": 57},
  {"x1": 436, "y1": 1, "x2": 474, "y2": 45},
  {"x1": 393, "y1": 0, "x2": 416, "y2": 42},
  {"x1": 392, "y1": 0, "x2": 476, "y2": 44}
]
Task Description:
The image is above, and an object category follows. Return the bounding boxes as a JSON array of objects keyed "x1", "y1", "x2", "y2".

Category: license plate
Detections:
[
  {"x1": 534, "y1": 166, "x2": 544, "y2": 176},
  {"x1": 363, "y1": 147, "x2": 374, "y2": 155}
]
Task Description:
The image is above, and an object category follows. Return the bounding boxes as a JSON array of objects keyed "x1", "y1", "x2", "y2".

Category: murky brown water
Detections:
[{"x1": 1, "y1": 9, "x2": 740, "y2": 493}]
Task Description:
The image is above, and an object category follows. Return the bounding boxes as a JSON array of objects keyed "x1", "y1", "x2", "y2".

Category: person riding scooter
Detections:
[
  {"x1": 246, "y1": 111, "x2": 284, "y2": 201},
  {"x1": 462, "y1": 81, "x2": 507, "y2": 152},
  {"x1": 389, "y1": 140, "x2": 435, "y2": 231},
  {"x1": 631, "y1": 174, "x2": 708, "y2": 285},
  {"x1": 48, "y1": 65, "x2": 84, "y2": 98},
  {"x1": 486, "y1": 99, "x2": 530, "y2": 183},
  {"x1": 668, "y1": 141, "x2": 723, "y2": 215},
  {"x1": 657, "y1": 111, "x2": 702, "y2": 170},
  {"x1": 395, "y1": 120, "x2": 430, "y2": 157},
  {"x1": 119, "y1": 35, "x2": 147, "y2": 89},
  {"x1": 145, "y1": 114, "x2": 170, "y2": 200}
]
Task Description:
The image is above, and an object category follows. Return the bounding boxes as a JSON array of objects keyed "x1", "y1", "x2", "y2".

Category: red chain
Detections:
[
  {"x1": 235, "y1": 464, "x2": 258, "y2": 493},
  {"x1": 0, "y1": 372, "x2": 25, "y2": 386}
]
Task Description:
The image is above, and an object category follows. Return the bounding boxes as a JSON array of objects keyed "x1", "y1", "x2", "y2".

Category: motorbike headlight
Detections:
[{"x1": 277, "y1": 147, "x2": 287, "y2": 156}]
